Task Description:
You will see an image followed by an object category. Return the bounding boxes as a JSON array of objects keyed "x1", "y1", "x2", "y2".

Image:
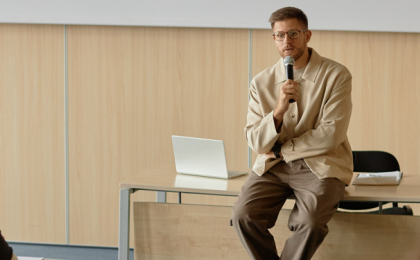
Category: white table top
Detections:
[{"x1": 120, "y1": 167, "x2": 420, "y2": 203}]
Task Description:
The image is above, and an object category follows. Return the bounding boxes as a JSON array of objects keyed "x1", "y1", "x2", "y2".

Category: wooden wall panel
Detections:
[
  {"x1": 251, "y1": 29, "x2": 420, "y2": 214},
  {"x1": 0, "y1": 24, "x2": 65, "y2": 243},
  {"x1": 134, "y1": 202, "x2": 420, "y2": 260},
  {"x1": 67, "y1": 26, "x2": 249, "y2": 246}
]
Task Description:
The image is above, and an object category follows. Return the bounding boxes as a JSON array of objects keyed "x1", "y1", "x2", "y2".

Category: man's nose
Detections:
[{"x1": 283, "y1": 33, "x2": 292, "y2": 44}]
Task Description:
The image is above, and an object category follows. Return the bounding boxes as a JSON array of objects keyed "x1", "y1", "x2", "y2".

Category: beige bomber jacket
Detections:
[{"x1": 246, "y1": 48, "x2": 353, "y2": 185}]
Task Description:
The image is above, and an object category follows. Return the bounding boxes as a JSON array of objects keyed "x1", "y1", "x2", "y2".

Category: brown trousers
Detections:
[{"x1": 231, "y1": 159, "x2": 345, "y2": 260}]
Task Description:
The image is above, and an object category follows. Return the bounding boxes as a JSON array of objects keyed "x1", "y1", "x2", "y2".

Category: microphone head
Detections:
[{"x1": 284, "y1": 56, "x2": 295, "y2": 66}]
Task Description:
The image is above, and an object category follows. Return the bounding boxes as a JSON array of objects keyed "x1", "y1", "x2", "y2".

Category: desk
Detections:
[{"x1": 118, "y1": 168, "x2": 420, "y2": 260}]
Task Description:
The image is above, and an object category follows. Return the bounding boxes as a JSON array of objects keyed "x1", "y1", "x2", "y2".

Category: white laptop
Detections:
[{"x1": 172, "y1": 135, "x2": 247, "y2": 179}]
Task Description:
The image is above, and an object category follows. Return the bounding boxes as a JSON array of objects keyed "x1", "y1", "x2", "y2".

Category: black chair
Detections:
[{"x1": 338, "y1": 151, "x2": 413, "y2": 215}]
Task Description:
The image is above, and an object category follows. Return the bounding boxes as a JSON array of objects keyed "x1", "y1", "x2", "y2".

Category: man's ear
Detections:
[{"x1": 306, "y1": 30, "x2": 312, "y2": 43}]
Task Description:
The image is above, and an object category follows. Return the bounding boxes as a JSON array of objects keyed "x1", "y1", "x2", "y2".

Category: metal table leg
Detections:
[
  {"x1": 157, "y1": 191, "x2": 167, "y2": 203},
  {"x1": 118, "y1": 188, "x2": 133, "y2": 260}
]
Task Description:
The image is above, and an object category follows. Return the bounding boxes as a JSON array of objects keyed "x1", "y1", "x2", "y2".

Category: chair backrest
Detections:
[
  {"x1": 339, "y1": 151, "x2": 401, "y2": 211},
  {"x1": 352, "y1": 151, "x2": 400, "y2": 173}
]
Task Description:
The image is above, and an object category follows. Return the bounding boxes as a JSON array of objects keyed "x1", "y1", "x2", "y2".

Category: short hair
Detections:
[{"x1": 269, "y1": 7, "x2": 308, "y2": 29}]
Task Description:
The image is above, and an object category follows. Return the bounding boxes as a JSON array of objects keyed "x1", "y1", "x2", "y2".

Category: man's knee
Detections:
[
  {"x1": 289, "y1": 216, "x2": 329, "y2": 237},
  {"x1": 231, "y1": 201, "x2": 253, "y2": 226}
]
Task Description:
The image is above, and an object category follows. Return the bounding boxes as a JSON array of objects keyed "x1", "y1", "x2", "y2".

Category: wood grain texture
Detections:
[
  {"x1": 67, "y1": 25, "x2": 249, "y2": 246},
  {"x1": 134, "y1": 202, "x2": 420, "y2": 260},
  {"x1": 251, "y1": 29, "x2": 420, "y2": 214},
  {"x1": 0, "y1": 24, "x2": 65, "y2": 243}
]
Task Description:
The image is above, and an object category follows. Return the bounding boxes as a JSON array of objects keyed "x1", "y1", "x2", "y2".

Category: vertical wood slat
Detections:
[
  {"x1": 0, "y1": 24, "x2": 65, "y2": 243},
  {"x1": 67, "y1": 26, "x2": 249, "y2": 246}
]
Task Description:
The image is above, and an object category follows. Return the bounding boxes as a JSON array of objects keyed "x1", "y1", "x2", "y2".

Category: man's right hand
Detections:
[
  {"x1": 275, "y1": 79, "x2": 299, "y2": 115},
  {"x1": 273, "y1": 79, "x2": 298, "y2": 131}
]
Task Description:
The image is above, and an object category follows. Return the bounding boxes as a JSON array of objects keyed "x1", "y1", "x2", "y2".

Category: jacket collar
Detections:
[{"x1": 275, "y1": 48, "x2": 323, "y2": 84}]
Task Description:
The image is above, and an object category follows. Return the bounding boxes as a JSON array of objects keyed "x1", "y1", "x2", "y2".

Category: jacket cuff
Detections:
[
  {"x1": 254, "y1": 110, "x2": 282, "y2": 152},
  {"x1": 281, "y1": 139, "x2": 294, "y2": 162},
  {"x1": 266, "y1": 110, "x2": 283, "y2": 137}
]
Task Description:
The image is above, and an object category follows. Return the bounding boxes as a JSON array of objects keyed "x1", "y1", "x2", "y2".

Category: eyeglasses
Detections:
[{"x1": 273, "y1": 29, "x2": 308, "y2": 41}]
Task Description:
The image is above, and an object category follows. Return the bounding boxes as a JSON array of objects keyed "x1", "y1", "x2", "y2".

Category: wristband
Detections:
[{"x1": 273, "y1": 142, "x2": 282, "y2": 159}]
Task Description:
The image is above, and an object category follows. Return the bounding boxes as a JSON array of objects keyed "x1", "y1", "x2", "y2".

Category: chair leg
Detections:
[{"x1": 403, "y1": 205, "x2": 413, "y2": 215}]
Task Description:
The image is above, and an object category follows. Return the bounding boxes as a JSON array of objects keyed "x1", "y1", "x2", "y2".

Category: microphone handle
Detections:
[{"x1": 286, "y1": 64, "x2": 295, "y2": 103}]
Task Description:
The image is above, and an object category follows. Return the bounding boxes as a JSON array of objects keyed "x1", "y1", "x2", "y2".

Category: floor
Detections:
[{"x1": 9, "y1": 243, "x2": 134, "y2": 260}]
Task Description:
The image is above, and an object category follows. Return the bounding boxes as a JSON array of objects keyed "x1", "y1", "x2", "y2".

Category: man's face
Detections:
[{"x1": 272, "y1": 18, "x2": 311, "y2": 62}]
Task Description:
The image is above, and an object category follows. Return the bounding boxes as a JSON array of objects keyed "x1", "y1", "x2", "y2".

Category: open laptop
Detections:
[{"x1": 172, "y1": 135, "x2": 247, "y2": 179}]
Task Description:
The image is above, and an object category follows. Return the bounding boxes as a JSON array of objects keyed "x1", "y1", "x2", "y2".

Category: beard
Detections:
[{"x1": 280, "y1": 46, "x2": 305, "y2": 62}]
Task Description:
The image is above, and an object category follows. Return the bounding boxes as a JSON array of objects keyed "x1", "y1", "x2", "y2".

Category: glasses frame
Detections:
[{"x1": 273, "y1": 29, "x2": 308, "y2": 41}]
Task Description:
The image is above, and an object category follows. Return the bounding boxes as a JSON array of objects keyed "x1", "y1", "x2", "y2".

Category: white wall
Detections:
[{"x1": 1, "y1": 0, "x2": 419, "y2": 32}]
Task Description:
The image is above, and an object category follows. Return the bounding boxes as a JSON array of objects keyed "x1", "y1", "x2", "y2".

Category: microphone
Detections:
[{"x1": 283, "y1": 56, "x2": 295, "y2": 103}]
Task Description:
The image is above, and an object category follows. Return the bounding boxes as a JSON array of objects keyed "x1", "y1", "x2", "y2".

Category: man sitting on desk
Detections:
[{"x1": 231, "y1": 7, "x2": 353, "y2": 260}]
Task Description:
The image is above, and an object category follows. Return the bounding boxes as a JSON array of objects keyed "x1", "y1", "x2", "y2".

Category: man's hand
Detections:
[
  {"x1": 275, "y1": 79, "x2": 298, "y2": 115},
  {"x1": 263, "y1": 150, "x2": 283, "y2": 160},
  {"x1": 273, "y1": 79, "x2": 298, "y2": 131},
  {"x1": 264, "y1": 150, "x2": 276, "y2": 159}
]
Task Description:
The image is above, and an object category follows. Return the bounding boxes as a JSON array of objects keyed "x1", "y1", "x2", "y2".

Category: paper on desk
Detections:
[
  {"x1": 18, "y1": 257, "x2": 44, "y2": 260},
  {"x1": 353, "y1": 171, "x2": 403, "y2": 186},
  {"x1": 175, "y1": 174, "x2": 228, "y2": 190}
]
